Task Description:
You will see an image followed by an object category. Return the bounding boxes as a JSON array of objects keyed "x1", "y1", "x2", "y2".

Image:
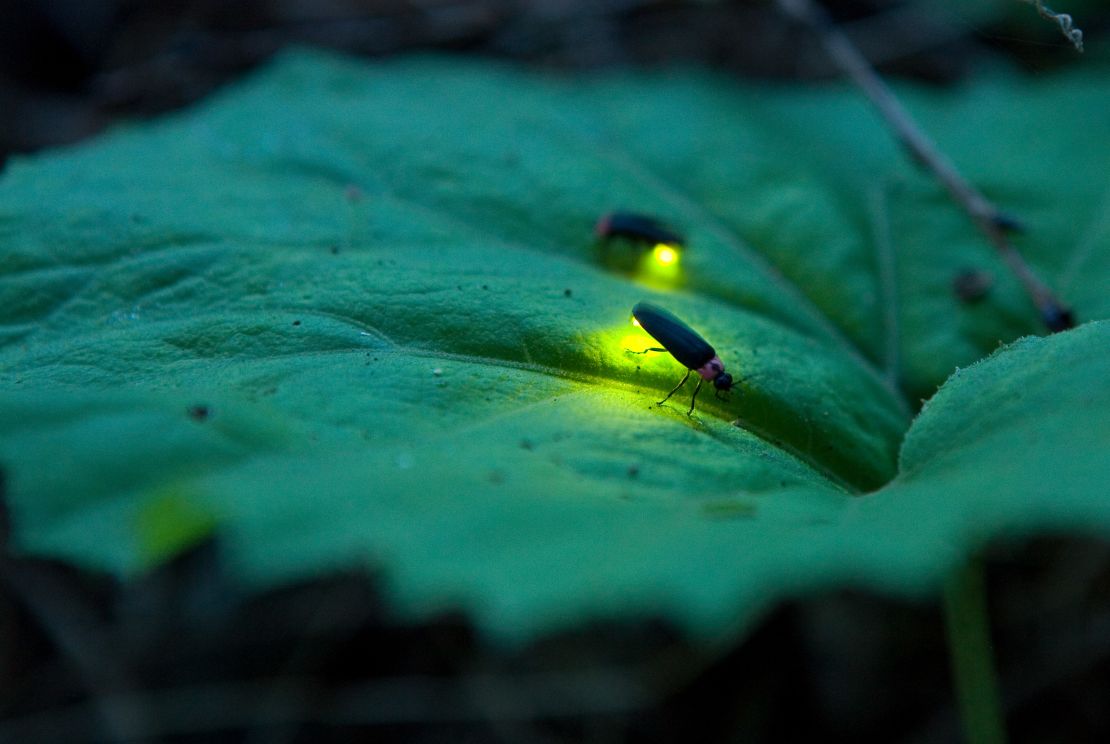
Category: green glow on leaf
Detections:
[{"x1": 136, "y1": 487, "x2": 218, "y2": 569}]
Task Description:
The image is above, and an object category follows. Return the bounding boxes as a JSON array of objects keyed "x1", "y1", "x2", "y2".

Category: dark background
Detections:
[
  {"x1": 2, "y1": 0, "x2": 1107, "y2": 160},
  {"x1": 2, "y1": 1, "x2": 1110, "y2": 742}
]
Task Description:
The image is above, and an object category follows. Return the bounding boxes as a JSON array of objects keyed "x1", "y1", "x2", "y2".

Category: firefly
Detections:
[
  {"x1": 596, "y1": 212, "x2": 683, "y2": 248},
  {"x1": 629, "y1": 301, "x2": 733, "y2": 415}
]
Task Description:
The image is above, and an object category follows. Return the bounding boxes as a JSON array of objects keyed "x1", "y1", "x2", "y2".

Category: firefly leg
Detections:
[
  {"x1": 658, "y1": 369, "x2": 691, "y2": 406},
  {"x1": 687, "y1": 378, "x2": 704, "y2": 415},
  {"x1": 626, "y1": 347, "x2": 668, "y2": 355}
]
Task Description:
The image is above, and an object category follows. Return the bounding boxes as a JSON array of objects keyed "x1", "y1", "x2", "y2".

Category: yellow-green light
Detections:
[{"x1": 652, "y1": 243, "x2": 679, "y2": 266}]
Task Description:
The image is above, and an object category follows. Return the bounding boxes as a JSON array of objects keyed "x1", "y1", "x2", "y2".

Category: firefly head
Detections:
[{"x1": 696, "y1": 357, "x2": 733, "y2": 396}]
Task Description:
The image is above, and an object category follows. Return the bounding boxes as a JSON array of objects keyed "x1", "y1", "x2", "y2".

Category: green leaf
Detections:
[{"x1": 1, "y1": 50, "x2": 1108, "y2": 641}]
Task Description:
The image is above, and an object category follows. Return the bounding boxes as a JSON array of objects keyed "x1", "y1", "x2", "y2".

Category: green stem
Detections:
[{"x1": 942, "y1": 558, "x2": 1007, "y2": 744}]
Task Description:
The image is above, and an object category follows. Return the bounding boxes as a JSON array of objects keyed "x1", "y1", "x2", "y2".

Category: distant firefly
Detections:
[{"x1": 596, "y1": 211, "x2": 684, "y2": 247}]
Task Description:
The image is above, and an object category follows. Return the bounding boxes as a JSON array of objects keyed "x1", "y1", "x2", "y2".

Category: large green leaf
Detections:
[{"x1": 1, "y1": 50, "x2": 1108, "y2": 641}]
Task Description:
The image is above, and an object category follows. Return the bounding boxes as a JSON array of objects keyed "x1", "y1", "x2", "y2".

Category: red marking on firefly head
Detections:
[
  {"x1": 595, "y1": 214, "x2": 612, "y2": 237},
  {"x1": 695, "y1": 356, "x2": 724, "y2": 381}
]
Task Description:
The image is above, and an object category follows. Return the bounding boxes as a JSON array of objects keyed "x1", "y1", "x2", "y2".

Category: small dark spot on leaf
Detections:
[
  {"x1": 292, "y1": 320, "x2": 301, "y2": 326},
  {"x1": 344, "y1": 184, "x2": 364, "y2": 202},
  {"x1": 627, "y1": 465, "x2": 639, "y2": 479},
  {"x1": 330, "y1": 245, "x2": 340, "y2": 255},
  {"x1": 952, "y1": 269, "x2": 993, "y2": 303},
  {"x1": 563, "y1": 288, "x2": 572, "y2": 297},
  {"x1": 481, "y1": 284, "x2": 489, "y2": 290},
  {"x1": 187, "y1": 404, "x2": 211, "y2": 421},
  {"x1": 489, "y1": 471, "x2": 505, "y2": 485},
  {"x1": 520, "y1": 439, "x2": 534, "y2": 451}
]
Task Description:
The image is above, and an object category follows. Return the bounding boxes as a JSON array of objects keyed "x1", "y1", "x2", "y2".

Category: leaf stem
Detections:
[
  {"x1": 942, "y1": 559, "x2": 1007, "y2": 744},
  {"x1": 772, "y1": 0, "x2": 1075, "y2": 332}
]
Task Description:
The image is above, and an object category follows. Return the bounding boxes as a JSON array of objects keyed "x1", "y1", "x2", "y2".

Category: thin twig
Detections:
[
  {"x1": 773, "y1": 0, "x2": 1075, "y2": 332},
  {"x1": 1019, "y1": 0, "x2": 1084, "y2": 52}
]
